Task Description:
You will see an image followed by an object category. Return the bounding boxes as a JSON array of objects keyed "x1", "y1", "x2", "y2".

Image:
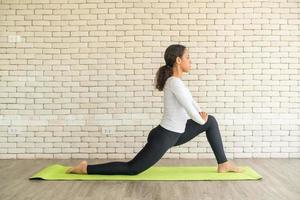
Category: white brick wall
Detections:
[{"x1": 0, "y1": 0, "x2": 299, "y2": 160}]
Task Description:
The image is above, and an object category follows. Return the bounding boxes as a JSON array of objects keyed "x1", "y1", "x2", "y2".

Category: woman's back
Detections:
[{"x1": 159, "y1": 76, "x2": 206, "y2": 133}]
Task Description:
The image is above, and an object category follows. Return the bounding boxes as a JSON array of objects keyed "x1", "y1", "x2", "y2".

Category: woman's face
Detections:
[{"x1": 176, "y1": 48, "x2": 192, "y2": 72}]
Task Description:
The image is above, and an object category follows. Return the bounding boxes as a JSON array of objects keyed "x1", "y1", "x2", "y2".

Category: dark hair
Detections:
[{"x1": 154, "y1": 44, "x2": 186, "y2": 91}]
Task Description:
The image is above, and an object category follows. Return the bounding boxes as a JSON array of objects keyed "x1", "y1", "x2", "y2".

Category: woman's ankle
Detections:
[
  {"x1": 80, "y1": 161, "x2": 88, "y2": 174},
  {"x1": 218, "y1": 160, "x2": 229, "y2": 166}
]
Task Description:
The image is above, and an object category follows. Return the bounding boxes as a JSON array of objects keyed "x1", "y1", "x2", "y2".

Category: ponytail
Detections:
[{"x1": 154, "y1": 64, "x2": 173, "y2": 91}]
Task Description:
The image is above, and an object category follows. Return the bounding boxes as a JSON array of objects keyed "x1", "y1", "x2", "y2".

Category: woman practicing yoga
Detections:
[{"x1": 66, "y1": 44, "x2": 242, "y2": 175}]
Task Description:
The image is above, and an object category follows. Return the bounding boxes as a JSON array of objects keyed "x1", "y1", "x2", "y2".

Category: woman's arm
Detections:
[
  {"x1": 170, "y1": 79, "x2": 206, "y2": 125},
  {"x1": 192, "y1": 98, "x2": 202, "y2": 112}
]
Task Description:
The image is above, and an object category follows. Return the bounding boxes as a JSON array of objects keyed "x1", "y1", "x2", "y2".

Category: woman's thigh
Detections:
[
  {"x1": 128, "y1": 125, "x2": 181, "y2": 171},
  {"x1": 173, "y1": 115, "x2": 213, "y2": 146}
]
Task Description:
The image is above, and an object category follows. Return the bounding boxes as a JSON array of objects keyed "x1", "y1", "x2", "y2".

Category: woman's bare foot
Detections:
[
  {"x1": 217, "y1": 160, "x2": 242, "y2": 173},
  {"x1": 65, "y1": 160, "x2": 88, "y2": 174}
]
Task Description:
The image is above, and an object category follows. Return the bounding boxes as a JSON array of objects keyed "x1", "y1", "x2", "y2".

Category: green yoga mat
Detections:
[{"x1": 29, "y1": 164, "x2": 262, "y2": 181}]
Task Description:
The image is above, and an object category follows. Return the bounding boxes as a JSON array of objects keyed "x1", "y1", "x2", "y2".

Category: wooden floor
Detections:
[{"x1": 0, "y1": 158, "x2": 299, "y2": 200}]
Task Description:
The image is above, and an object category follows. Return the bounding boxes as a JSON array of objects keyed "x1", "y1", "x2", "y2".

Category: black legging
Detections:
[{"x1": 87, "y1": 114, "x2": 228, "y2": 175}]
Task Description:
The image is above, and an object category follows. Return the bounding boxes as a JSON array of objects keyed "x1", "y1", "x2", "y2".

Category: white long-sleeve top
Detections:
[{"x1": 159, "y1": 76, "x2": 206, "y2": 133}]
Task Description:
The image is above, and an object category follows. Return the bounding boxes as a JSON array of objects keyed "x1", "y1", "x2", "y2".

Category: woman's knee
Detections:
[
  {"x1": 208, "y1": 114, "x2": 218, "y2": 125},
  {"x1": 124, "y1": 162, "x2": 141, "y2": 175},
  {"x1": 128, "y1": 168, "x2": 141, "y2": 175},
  {"x1": 127, "y1": 163, "x2": 148, "y2": 175}
]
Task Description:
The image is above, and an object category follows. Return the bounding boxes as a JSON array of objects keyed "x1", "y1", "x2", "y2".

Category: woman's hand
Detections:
[{"x1": 199, "y1": 112, "x2": 208, "y2": 123}]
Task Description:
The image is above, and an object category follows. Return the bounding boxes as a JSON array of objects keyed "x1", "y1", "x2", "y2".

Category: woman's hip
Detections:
[{"x1": 147, "y1": 125, "x2": 181, "y2": 145}]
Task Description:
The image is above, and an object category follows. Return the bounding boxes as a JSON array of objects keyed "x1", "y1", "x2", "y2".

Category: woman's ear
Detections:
[{"x1": 176, "y1": 56, "x2": 182, "y2": 65}]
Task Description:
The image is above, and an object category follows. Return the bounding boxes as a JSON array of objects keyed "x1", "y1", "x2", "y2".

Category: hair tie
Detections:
[{"x1": 166, "y1": 64, "x2": 172, "y2": 68}]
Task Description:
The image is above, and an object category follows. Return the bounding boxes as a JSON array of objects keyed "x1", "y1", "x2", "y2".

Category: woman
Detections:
[{"x1": 66, "y1": 44, "x2": 242, "y2": 175}]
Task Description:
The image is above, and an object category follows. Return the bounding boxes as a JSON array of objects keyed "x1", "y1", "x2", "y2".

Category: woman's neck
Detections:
[{"x1": 172, "y1": 67, "x2": 183, "y2": 78}]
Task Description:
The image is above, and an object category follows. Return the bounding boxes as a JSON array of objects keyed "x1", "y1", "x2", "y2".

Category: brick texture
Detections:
[{"x1": 0, "y1": 0, "x2": 299, "y2": 159}]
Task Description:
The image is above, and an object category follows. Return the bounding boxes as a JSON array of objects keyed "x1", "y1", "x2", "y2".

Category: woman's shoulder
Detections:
[
  {"x1": 166, "y1": 76, "x2": 185, "y2": 89},
  {"x1": 167, "y1": 76, "x2": 182, "y2": 83}
]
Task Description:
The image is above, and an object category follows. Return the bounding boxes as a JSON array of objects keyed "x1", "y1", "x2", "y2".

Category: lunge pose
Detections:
[{"x1": 66, "y1": 44, "x2": 242, "y2": 175}]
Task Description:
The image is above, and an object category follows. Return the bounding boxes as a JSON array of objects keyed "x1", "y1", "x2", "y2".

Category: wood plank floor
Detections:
[{"x1": 0, "y1": 158, "x2": 299, "y2": 200}]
